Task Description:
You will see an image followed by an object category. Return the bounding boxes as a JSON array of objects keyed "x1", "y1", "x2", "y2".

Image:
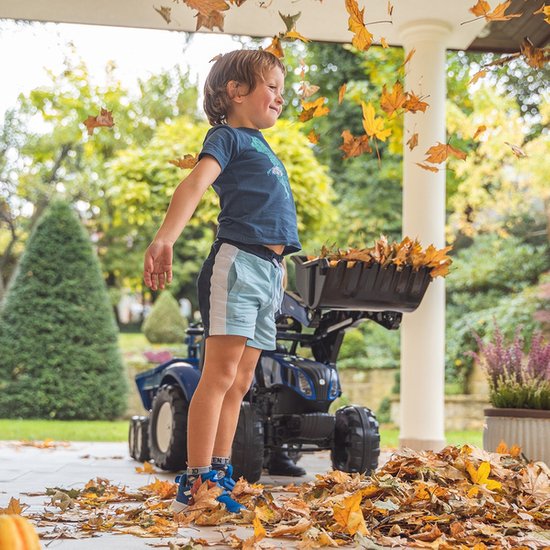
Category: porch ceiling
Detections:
[{"x1": 1, "y1": 0, "x2": 490, "y2": 49}]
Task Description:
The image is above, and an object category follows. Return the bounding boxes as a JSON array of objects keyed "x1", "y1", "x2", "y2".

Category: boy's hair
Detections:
[{"x1": 203, "y1": 49, "x2": 286, "y2": 126}]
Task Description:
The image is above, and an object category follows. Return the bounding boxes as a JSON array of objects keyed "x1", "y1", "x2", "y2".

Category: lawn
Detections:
[{"x1": 0, "y1": 419, "x2": 482, "y2": 448}]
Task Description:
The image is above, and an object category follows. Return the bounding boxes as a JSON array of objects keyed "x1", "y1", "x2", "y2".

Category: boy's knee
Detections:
[{"x1": 202, "y1": 362, "x2": 238, "y2": 392}]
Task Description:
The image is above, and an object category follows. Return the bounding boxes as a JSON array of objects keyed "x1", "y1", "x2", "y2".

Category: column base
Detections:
[{"x1": 399, "y1": 437, "x2": 446, "y2": 452}]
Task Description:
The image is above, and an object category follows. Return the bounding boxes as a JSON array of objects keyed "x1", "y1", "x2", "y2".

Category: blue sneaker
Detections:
[
  {"x1": 171, "y1": 470, "x2": 244, "y2": 514},
  {"x1": 215, "y1": 464, "x2": 237, "y2": 492}
]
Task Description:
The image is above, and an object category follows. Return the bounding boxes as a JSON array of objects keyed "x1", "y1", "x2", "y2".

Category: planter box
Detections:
[
  {"x1": 483, "y1": 408, "x2": 550, "y2": 465},
  {"x1": 292, "y1": 256, "x2": 431, "y2": 312}
]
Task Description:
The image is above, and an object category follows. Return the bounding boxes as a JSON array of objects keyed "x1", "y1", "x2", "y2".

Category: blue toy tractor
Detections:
[{"x1": 128, "y1": 256, "x2": 431, "y2": 482}]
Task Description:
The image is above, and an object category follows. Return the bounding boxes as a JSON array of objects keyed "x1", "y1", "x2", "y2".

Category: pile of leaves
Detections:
[
  {"x1": 13, "y1": 444, "x2": 550, "y2": 548},
  {"x1": 310, "y1": 235, "x2": 453, "y2": 278}
]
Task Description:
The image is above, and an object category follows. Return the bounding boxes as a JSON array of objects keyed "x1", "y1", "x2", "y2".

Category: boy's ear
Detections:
[{"x1": 227, "y1": 80, "x2": 245, "y2": 103}]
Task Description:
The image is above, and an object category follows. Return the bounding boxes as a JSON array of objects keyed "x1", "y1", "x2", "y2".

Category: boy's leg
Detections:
[
  {"x1": 186, "y1": 334, "x2": 247, "y2": 467},
  {"x1": 212, "y1": 344, "x2": 262, "y2": 458}
]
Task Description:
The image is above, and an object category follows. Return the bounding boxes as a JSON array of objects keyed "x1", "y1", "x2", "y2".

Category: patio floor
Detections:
[{"x1": 0, "y1": 440, "x2": 393, "y2": 549}]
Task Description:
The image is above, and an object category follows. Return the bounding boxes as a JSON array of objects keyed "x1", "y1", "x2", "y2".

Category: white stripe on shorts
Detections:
[{"x1": 209, "y1": 243, "x2": 239, "y2": 335}]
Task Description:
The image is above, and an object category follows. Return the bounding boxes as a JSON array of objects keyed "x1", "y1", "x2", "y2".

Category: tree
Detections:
[
  {"x1": 142, "y1": 291, "x2": 188, "y2": 344},
  {"x1": 0, "y1": 201, "x2": 127, "y2": 419}
]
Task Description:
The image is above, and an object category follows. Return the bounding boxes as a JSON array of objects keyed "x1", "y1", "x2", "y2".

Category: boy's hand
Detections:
[{"x1": 144, "y1": 240, "x2": 173, "y2": 291}]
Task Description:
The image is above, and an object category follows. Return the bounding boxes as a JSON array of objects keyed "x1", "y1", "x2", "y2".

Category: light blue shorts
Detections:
[{"x1": 197, "y1": 240, "x2": 284, "y2": 350}]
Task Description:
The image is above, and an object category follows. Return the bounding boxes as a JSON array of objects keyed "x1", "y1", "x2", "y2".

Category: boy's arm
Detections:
[{"x1": 143, "y1": 155, "x2": 221, "y2": 291}]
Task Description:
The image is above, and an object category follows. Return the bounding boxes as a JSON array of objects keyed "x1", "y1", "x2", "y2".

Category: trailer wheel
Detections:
[
  {"x1": 149, "y1": 384, "x2": 188, "y2": 471},
  {"x1": 331, "y1": 405, "x2": 380, "y2": 474},
  {"x1": 231, "y1": 402, "x2": 264, "y2": 483},
  {"x1": 128, "y1": 416, "x2": 138, "y2": 459},
  {"x1": 134, "y1": 416, "x2": 151, "y2": 463}
]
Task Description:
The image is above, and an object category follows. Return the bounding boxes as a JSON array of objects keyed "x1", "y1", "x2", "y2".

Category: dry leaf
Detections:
[
  {"x1": 154, "y1": 6, "x2": 172, "y2": 23},
  {"x1": 340, "y1": 129, "x2": 371, "y2": 159},
  {"x1": 469, "y1": 0, "x2": 521, "y2": 21},
  {"x1": 169, "y1": 154, "x2": 199, "y2": 169},
  {"x1": 407, "y1": 132, "x2": 419, "y2": 150},
  {"x1": 469, "y1": 69, "x2": 487, "y2": 85},
  {"x1": 265, "y1": 36, "x2": 284, "y2": 58},
  {"x1": 0, "y1": 497, "x2": 28, "y2": 515},
  {"x1": 416, "y1": 162, "x2": 440, "y2": 172},
  {"x1": 504, "y1": 141, "x2": 527, "y2": 158},
  {"x1": 380, "y1": 37, "x2": 389, "y2": 48},
  {"x1": 424, "y1": 142, "x2": 467, "y2": 163},
  {"x1": 473, "y1": 125, "x2": 486, "y2": 139},
  {"x1": 83, "y1": 109, "x2": 114, "y2": 136},
  {"x1": 307, "y1": 130, "x2": 320, "y2": 144},
  {"x1": 135, "y1": 461, "x2": 156, "y2": 474},
  {"x1": 299, "y1": 97, "x2": 329, "y2": 122},
  {"x1": 403, "y1": 91, "x2": 429, "y2": 113},
  {"x1": 345, "y1": 0, "x2": 374, "y2": 51},
  {"x1": 380, "y1": 81, "x2": 407, "y2": 117},
  {"x1": 361, "y1": 101, "x2": 391, "y2": 142},
  {"x1": 338, "y1": 83, "x2": 347, "y2": 105},
  {"x1": 283, "y1": 29, "x2": 310, "y2": 43}
]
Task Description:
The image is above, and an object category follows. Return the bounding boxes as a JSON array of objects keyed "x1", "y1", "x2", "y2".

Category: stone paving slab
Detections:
[{"x1": 0, "y1": 441, "x2": 393, "y2": 549}]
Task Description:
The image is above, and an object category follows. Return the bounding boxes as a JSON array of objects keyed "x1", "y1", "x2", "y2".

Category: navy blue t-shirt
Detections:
[{"x1": 198, "y1": 125, "x2": 301, "y2": 255}]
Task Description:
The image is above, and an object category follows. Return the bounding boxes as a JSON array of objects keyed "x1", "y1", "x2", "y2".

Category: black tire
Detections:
[
  {"x1": 128, "y1": 416, "x2": 138, "y2": 459},
  {"x1": 232, "y1": 402, "x2": 264, "y2": 483},
  {"x1": 135, "y1": 416, "x2": 151, "y2": 463},
  {"x1": 331, "y1": 405, "x2": 380, "y2": 474},
  {"x1": 149, "y1": 384, "x2": 188, "y2": 471}
]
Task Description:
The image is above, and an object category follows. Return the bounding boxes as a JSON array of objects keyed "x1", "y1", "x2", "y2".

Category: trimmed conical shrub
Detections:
[
  {"x1": 0, "y1": 201, "x2": 127, "y2": 419},
  {"x1": 142, "y1": 291, "x2": 188, "y2": 344}
]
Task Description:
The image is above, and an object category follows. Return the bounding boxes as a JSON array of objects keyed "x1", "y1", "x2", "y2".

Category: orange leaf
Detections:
[
  {"x1": 265, "y1": 36, "x2": 284, "y2": 58},
  {"x1": 339, "y1": 135, "x2": 371, "y2": 161},
  {"x1": 469, "y1": 69, "x2": 487, "y2": 85},
  {"x1": 135, "y1": 461, "x2": 155, "y2": 474},
  {"x1": 486, "y1": 1, "x2": 521, "y2": 21},
  {"x1": 298, "y1": 81, "x2": 320, "y2": 99},
  {"x1": 406, "y1": 132, "x2": 419, "y2": 151},
  {"x1": 403, "y1": 91, "x2": 429, "y2": 113},
  {"x1": 340, "y1": 130, "x2": 372, "y2": 159},
  {"x1": 469, "y1": 0, "x2": 491, "y2": 16},
  {"x1": 380, "y1": 81, "x2": 407, "y2": 117},
  {"x1": 416, "y1": 162, "x2": 440, "y2": 172},
  {"x1": 534, "y1": 4, "x2": 550, "y2": 23},
  {"x1": 183, "y1": 0, "x2": 229, "y2": 17},
  {"x1": 332, "y1": 491, "x2": 368, "y2": 536},
  {"x1": 169, "y1": 154, "x2": 198, "y2": 169},
  {"x1": 402, "y1": 47, "x2": 416, "y2": 67},
  {"x1": 520, "y1": 37, "x2": 550, "y2": 69},
  {"x1": 196, "y1": 10, "x2": 225, "y2": 31},
  {"x1": 283, "y1": 30, "x2": 310, "y2": 42},
  {"x1": 473, "y1": 125, "x2": 487, "y2": 139},
  {"x1": 83, "y1": 109, "x2": 114, "y2": 136},
  {"x1": 0, "y1": 497, "x2": 28, "y2": 515},
  {"x1": 380, "y1": 37, "x2": 389, "y2": 48},
  {"x1": 338, "y1": 83, "x2": 347, "y2": 104},
  {"x1": 299, "y1": 97, "x2": 329, "y2": 122},
  {"x1": 424, "y1": 142, "x2": 467, "y2": 163},
  {"x1": 307, "y1": 130, "x2": 320, "y2": 144}
]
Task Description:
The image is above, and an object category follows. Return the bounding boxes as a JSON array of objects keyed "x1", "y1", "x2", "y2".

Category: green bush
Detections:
[
  {"x1": 142, "y1": 291, "x2": 188, "y2": 344},
  {"x1": 0, "y1": 201, "x2": 127, "y2": 419}
]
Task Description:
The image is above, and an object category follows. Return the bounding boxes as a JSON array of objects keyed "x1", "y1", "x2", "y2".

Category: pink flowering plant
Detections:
[{"x1": 471, "y1": 325, "x2": 550, "y2": 410}]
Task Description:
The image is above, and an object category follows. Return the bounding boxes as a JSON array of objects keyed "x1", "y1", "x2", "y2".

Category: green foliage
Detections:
[
  {"x1": 142, "y1": 291, "x2": 188, "y2": 344},
  {"x1": 489, "y1": 379, "x2": 550, "y2": 410},
  {"x1": 377, "y1": 396, "x2": 392, "y2": 424},
  {"x1": 0, "y1": 201, "x2": 127, "y2": 419}
]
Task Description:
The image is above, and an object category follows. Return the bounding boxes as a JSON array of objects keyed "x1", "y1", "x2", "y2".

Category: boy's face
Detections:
[{"x1": 228, "y1": 66, "x2": 285, "y2": 130}]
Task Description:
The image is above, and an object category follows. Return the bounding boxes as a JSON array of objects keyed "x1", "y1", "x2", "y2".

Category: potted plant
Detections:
[{"x1": 471, "y1": 324, "x2": 550, "y2": 463}]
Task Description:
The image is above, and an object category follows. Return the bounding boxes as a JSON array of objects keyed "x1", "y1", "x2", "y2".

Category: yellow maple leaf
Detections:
[
  {"x1": 265, "y1": 36, "x2": 284, "y2": 58},
  {"x1": 466, "y1": 461, "x2": 502, "y2": 492},
  {"x1": 361, "y1": 101, "x2": 391, "y2": 142},
  {"x1": 135, "y1": 461, "x2": 155, "y2": 474},
  {"x1": 299, "y1": 97, "x2": 330, "y2": 122},
  {"x1": 283, "y1": 30, "x2": 310, "y2": 42},
  {"x1": 345, "y1": 0, "x2": 373, "y2": 51},
  {"x1": 0, "y1": 497, "x2": 27, "y2": 515},
  {"x1": 332, "y1": 491, "x2": 368, "y2": 536},
  {"x1": 380, "y1": 37, "x2": 389, "y2": 48}
]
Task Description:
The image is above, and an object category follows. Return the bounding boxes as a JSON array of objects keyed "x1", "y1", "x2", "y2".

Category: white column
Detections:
[{"x1": 398, "y1": 20, "x2": 451, "y2": 451}]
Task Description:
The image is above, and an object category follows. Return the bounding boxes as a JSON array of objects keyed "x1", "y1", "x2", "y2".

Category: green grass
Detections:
[
  {"x1": 0, "y1": 419, "x2": 128, "y2": 442},
  {"x1": 0, "y1": 419, "x2": 482, "y2": 448},
  {"x1": 380, "y1": 429, "x2": 482, "y2": 449}
]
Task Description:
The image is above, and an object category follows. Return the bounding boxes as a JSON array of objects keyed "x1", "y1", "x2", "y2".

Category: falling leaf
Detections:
[
  {"x1": 209, "y1": 53, "x2": 223, "y2": 63},
  {"x1": 345, "y1": 0, "x2": 374, "y2": 51},
  {"x1": 169, "y1": 154, "x2": 199, "y2": 169},
  {"x1": 504, "y1": 141, "x2": 527, "y2": 158},
  {"x1": 83, "y1": 109, "x2": 114, "y2": 136},
  {"x1": 182, "y1": 0, "x2": 229, "y2": 17},
  {"x1": 298, "y1": 81, "x2": 320, "y2": 99},
  {"x1": 361, "y1": 101, "x2": 391, "y2": 142},
  {"x1": 520, "y1": 37, "x2": 550, "y2": 68},
  {"x1": 299, "y1": 97, "x2": 329, "y2": 122},
  {"x1": 380, "y1": 81, "x2": 407, "y2": 117},
  {"x1": 534, "y1": 3, "x2": 550, "y2": 23},
  {"x1": 407, "y1": 132, "x2": 419, "y2": 150},
  {"x1": 469, "y1": 69, "x2": 487, "y2": 85},
  {"x1": 278, "y1": 11, "x2": 301, "y2": 32},
  {"x1": 380, "y1": 37, "x2": 389, "y2": 48},
  {"x1": 340, "y1": 130, "x2": 371, "y2": 159},
  {"x1": 469, "y1": 0, "x2": 521, "y2": 21},
  {"x1": 265, "y1": 36, "x2": 284, "y2": 58},
  {"x1": 387, "y1": 1, "x2": 394, "y2": 16},
  {"x1": 402, "y1": 47, "x2": 416, "y2": 67},
  {"x1": 338, "y1": 83, "x2": 347, "y2": 104},
  {"x1": 473, "y1": 125, "x2": 487, "y2": 139},
  {"x1": 307, "y1": 130, "x2": 320, "y2": 144},
  {"x1": 416, "y1": 162, "x2": 440, "y2": 172},
  {"x1": 402, "y1": 91, "x2": 429, "y2": 113},
  {"x1": 424, "y1": 142, "x2": 467, "y2": 163},
  {"x1": 154, "y1": 6, "x2": 172, "y2": 24},
  {"x1": 283, "y1": 29, "x2": 310, "y2": 42},
  {"x1": 196, "y1": 10, "x2": 225, "y2": 31}
]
